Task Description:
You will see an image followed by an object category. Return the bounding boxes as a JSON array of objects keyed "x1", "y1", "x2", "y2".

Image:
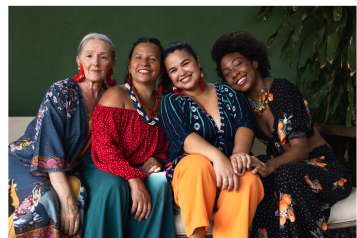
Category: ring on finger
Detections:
[
  {"x1": 242, "y1": 155, "x2": 246, "y2": 158},
  {"x1": 229, "y1": 179, "x2": 234, "y2": 181},
  {"x1": 223, "y1": 178, "x2": 229, "y2": 181}
]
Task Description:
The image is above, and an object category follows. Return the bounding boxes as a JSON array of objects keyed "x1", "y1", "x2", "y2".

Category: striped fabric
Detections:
[{"x1": 159, "y1": 83, "x2": 255, "y2": 183}]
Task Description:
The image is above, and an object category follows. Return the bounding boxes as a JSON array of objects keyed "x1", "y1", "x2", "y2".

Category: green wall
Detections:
[{"x1": 9, "y1": 6, "x2": 318, "y2": 116}]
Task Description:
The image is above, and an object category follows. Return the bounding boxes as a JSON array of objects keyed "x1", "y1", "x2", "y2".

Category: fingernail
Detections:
[
  {"x1": 247, "y1": 165, "x2": 250, "y2": 168},
  {"x1": 234, "y1": 190, "x2": 237, "y2": 193},
  {"x1": 242, "y1": 170, "x2": 245, "y2": 173},
  {"x1": 234, "y1": 170, "x2": 238, "y2": 174}
]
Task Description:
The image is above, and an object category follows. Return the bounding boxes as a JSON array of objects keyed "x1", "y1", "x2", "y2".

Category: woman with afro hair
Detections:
[{"x1": 211, "y1": 31, "x2": 352, "y2": 238}]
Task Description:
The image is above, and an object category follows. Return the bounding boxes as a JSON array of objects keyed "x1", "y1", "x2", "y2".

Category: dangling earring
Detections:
[
  {"x1": 127, "y1": 74, "x2": 132, "y2": 85},
  {"x1": 172, "y1": 82, "x2": 185, "y2": 97},
  {"x1": 157, "y1": 77, "x2": 163, "y2": 94},
  {"x1": 199, "y1": 66, "x2": 205, "y2": 90},
  {"x1": 73, "y1": 63, "x2": 85, "y2": 82},
  {"x1": 106, "y1": 68, "x2": 116, "y2": 87}
]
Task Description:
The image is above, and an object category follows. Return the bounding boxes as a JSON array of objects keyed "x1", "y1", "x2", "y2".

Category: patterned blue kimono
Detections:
[{"x1": 8, "y1": 78, "x2": 88, "y2": 238}]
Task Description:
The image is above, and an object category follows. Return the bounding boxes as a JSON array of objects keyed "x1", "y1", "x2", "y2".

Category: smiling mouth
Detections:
[
  {"x1": 237, "y1": 76, "x2": 247, "y2": 86},
  {"x1": 180, "y1": 75, "x2": 191, "y2": 83},
  {"x1": 138, "y1": 70, "x2": 150, "y2": 74}
]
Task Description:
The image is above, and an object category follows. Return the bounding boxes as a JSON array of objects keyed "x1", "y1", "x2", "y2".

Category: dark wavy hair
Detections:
[
  {"x1": 124, "y1": 37, "x2": 166, "y2": 82},
  {"x1": 211, "y1": 31, "x2": 271, "y2": 82},
  {"x1": 161, "y1": 41, "x2": 198, "y2": 95}
]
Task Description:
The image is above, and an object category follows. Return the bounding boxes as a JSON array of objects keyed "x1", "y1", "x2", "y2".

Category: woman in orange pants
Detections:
[{"x1": 159, "y1": 41, "x2": 264, "y2": 238}]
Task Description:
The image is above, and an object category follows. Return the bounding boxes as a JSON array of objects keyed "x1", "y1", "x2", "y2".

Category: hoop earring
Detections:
[
  {"x1": 106, "y1": 68, "x2": 116, "y2": 87},
  {"x1": 73, "y1": 64, "x2": 85, "y2": 82}
]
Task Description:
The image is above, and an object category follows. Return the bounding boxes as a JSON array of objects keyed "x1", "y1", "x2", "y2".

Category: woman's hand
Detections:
[
  {"x1": 229, "y1": 152, "x2": 251, "y2": 176},
  {"x1": 212, "y1": 156, "x2": 239, "y2": 192},
  {"x1": 139, "y1": 157, "x2": 165, "y2": 176},
  {"x1": 127, "y1": 178, "x2": 152, "y2": 221},
  {"x1": 250, "y1": 156, "x2": 275, "y2": 177},
  {"x1": 59, "y1": 196, "x2": 80, "y2": 236}
]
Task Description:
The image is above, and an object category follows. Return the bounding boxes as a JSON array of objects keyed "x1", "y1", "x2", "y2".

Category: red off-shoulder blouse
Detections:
[{"x1": 91, "y1": 105, "x2": 169, "y2": 180}]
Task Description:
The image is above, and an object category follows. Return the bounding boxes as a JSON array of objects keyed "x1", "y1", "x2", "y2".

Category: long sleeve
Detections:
[
  {"x1": 91, "y1": 105, "x2": 148, "y2": 180},
  {"x1": 159, "y1": 94, "x2": 194, "y2": 159}
]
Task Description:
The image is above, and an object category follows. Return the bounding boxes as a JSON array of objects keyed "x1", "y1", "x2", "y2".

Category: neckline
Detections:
[{"x1": 185, "y1": 83, "x2": 224, "y2": 132}]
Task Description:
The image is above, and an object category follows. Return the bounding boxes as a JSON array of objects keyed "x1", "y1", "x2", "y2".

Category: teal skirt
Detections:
[{"x1": 78, "y1": 153, "x2": 176, "y2": 238}]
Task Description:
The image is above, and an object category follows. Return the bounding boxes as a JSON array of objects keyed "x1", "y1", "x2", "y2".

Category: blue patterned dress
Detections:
[
  {"x1": 8, "y1": 78, "x2": 89, "y2": 238},
  {"x1": 159, "y1": 83, "x2": 255, "y2": 184}
]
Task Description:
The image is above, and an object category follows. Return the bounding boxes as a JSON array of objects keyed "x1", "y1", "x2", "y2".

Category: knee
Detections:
[
  {"x1": 147, "y1": 172, "x2": 170, "y2": 194},
  {"x1": 98, "y1": 174, "x2": 129, "y2": 196},
  {"x1": 241, "y1": 172, "x2": 263, "y2": 191},
  {"x1": 182, "y1": 155, "x2": 214, "y2": 174}
]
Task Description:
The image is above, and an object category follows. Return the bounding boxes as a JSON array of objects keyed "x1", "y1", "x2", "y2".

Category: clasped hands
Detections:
[{"x1": 214, "y1": 152, "x2": 274, "y2": 193}]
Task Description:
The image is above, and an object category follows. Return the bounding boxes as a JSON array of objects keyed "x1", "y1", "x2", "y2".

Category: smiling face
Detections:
[
  {"x1": 220, "y1": 52, "x2": 261, "y2": 93},
  {"x1": 165, "y1": 50, "x2": 201, "y2": 91},
  {"x1": 77, "y1": 39, "x2": 116, "y2": 83},
  {"x1": 128, "y1": 42, "x2": 162, "y2": 84}
]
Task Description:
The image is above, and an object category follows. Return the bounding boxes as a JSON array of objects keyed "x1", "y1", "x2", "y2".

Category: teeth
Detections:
[
  {"x1": 181, "y1": 76, "x2": 191, "y2": 82},
  {"x1": 139, "y1": 70, "x2": 149, "y2": 73},
  {"x1": 238, "y1": 76, "x2": 246, "y2": 85}
]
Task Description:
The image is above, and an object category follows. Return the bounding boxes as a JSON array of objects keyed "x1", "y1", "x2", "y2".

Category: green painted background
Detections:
[{"x1": 9, "y1": 6, "x2": 318, "y2": 116}]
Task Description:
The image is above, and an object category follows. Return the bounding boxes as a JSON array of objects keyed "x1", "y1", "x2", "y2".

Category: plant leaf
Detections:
[
  {"x1": 324, "y1": 90, "x2": 344, "y2": 123},
  {"x1": 313, "y1": 27, "x2": 326, "y2": 54},
  {"x1": 288, "y1": 39, "x2": 294, "y2": 68},
  {"x1": 347, "y1": 19, "x2": 356, "y2": 76},
  {"x1": 314, "y1": 60, "x2": 321, "y2": 79},
  {"x1": 293, "y1": 6, "x2": 300, "y2": 11},
  {"x1": 263, "y1": 6, "x2": 274, "y2": 26},
  {"x1": 333, "y1": 6, "x2": 343, "y2": 21},
  {"x1": 280, "y1": 30, "x2": 294, "y2": 59},
  {"x1": 258, "y1": 6, "x2": 268, "y2": 17},
  {"x1": 341, "y1": 43, "x2": 349, "y2": 68},
  {"x1": 284, "y1": 6, "x2": 293, "y2": 26},
  {"x1": 296, "y1": 30, "x2": 315, "y2": 74},
  {"x1": 321, "y1": 6, "x2": 332, "y2": 20},
  {"x1": 292, "y1": 18, "x2": 303, "y2": 46},
  {"x1": 267, "y1": 20, "x2": 284, "y2": 48},
  {"x1": 326, "y1": 9, "x2": 347, "y2": 64},
  {"x1": 346, "y1": 77, "x2": 354, "y2": 127},
  {"x1": 318, "y1": 39, "x2": 327, "y2": 68}
]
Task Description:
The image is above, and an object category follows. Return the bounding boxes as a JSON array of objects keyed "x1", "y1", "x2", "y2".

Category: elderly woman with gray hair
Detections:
[{"x1": 8, "y1": 33, "x2": 117, "y2": 238}]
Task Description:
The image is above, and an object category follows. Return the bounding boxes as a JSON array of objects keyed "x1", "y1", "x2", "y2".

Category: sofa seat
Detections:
[{"x1": 8, "y1": 117, "x2": 357, "y2": 237}]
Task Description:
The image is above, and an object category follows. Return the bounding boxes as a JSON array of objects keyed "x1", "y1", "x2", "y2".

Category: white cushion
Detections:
[{"x1": 328, "y1": 187, "x2": 356, "y2": 229}]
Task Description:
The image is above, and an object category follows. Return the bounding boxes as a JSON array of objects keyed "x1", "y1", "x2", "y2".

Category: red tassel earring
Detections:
[
  {"x1": 172, "y1": 82, "x2": 185, "y2": 97},
  {"x1": 157, "y1": 78, "x2": 163, "y2": 94},
  {"x1": 127, "y1": 74, "x2": 132, "y2": 85},
  {"x1": 106, "y1": 68, "x2": 117, "y2": 87},
  {"x1": 73, "y1": 64, "x2": 85, "y2": 82},
  {"x1": 199, "y1": 66, "x2": 205, "y2": 90}
]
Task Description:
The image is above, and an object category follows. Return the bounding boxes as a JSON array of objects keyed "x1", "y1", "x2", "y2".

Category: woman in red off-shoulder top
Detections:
[{"x1": 78, "y1": 37, "x2": 175, "y2": 238}]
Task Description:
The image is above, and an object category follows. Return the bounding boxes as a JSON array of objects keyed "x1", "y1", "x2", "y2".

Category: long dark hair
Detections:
[
  {"x1": 161, "y1": 41, "x2": 198, "y2": 95},
  {"x1": 124, "y1": 37, "x2": 166, "y2": 82}
]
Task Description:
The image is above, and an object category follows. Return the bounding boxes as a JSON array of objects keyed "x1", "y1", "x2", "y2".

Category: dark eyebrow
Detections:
[
  {"x1": 222, "y1": 57, "x2": 243, "y2": 72},
  {"x1": 168, "y1": 58, "x2": 190, "y2": 72}
]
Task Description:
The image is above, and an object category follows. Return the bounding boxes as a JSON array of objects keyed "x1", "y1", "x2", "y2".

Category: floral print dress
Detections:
[
  {"x1": 252, "y1": 78, "x2": 352, "y2": 238},
  {"x1": 8, "y1": 78, "x2": 88, "y2": 238}
]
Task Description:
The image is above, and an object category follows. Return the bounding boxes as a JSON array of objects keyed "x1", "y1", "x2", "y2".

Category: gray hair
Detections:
[{"x1": 78, "y1": 33, "x2": 116, "y2": 62}]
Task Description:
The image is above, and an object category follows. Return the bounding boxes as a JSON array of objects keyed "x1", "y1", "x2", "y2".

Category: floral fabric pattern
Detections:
[
  {"x1": 8, "y1": 78, "x2": 89, "y2": 238},
  {"x1": 252, "y1": 79, "x2": 352, "y2": 238}
]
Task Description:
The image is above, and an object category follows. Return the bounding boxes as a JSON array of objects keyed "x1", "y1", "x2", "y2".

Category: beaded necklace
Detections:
[
  {"x1": 247, "y1": 79, "x2": 273, "y2": 117},
  {"x1": 125, "y1": 79, "x2": 160, "y2": 126}
]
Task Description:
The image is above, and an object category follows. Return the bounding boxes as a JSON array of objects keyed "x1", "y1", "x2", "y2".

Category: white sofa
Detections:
[{"x1": 9, "y1": 117, "x2": 356, "y2": 237}]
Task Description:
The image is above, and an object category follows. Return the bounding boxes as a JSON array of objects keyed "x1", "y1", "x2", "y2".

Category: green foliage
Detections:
[
  {"x1": 259, "y1": 7, "x2": 356, "y2": 184},
  {"x1": 258, "y1": 6, "x2": 356, "y2": 127}
]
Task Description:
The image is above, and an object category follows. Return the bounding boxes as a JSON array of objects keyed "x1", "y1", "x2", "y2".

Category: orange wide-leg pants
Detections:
[{"x1": 171, "y1": 154, "x2": 264, "y2": 238}]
